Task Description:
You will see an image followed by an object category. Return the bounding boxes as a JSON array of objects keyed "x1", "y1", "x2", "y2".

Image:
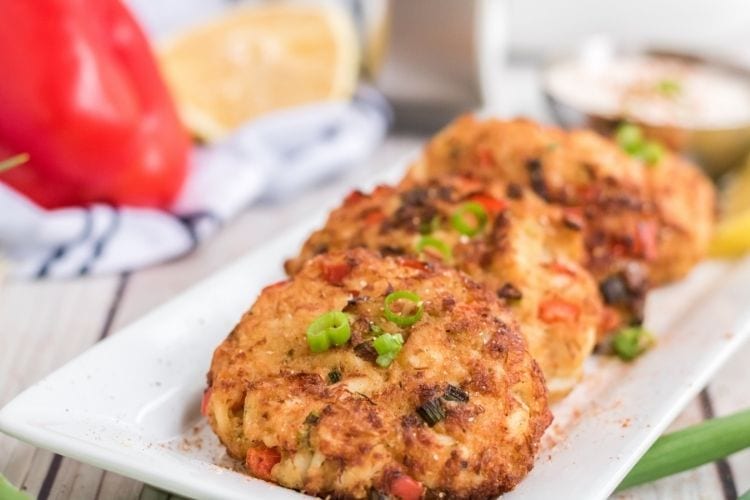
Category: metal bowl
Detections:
[{"x1": 543, "y1": 49, "x2": 750, "y2": 177}]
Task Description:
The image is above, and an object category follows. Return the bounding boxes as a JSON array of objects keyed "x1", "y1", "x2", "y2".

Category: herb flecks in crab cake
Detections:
[
  {"x1": 206, "y1": 249, "x2": 551, "y2": 499},
  {"x1": 407, "y1": 115, "x2": 715, "y2": 334},
  {"x1": 286, "y1": 175, "x2": 601, "y2": 399}
]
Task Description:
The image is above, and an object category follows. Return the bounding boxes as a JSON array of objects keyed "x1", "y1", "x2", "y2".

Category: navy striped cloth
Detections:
[{"x1": 0, "y1": 88, "x2": 391, "y2": 278}]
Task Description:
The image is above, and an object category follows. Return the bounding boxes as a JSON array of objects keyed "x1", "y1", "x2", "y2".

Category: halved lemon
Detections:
[
  {"x1": 709, "y1": 210, "x2": 750, "y2": 258},
  {"x1": 158, "y1": 3, "x2": 360, "y2": 141},
  {"x1": 710, "y1": 156, "x2": 750, "y2": 258}
]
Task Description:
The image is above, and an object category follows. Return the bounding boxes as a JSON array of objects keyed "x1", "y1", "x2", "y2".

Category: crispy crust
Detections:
[
  {"x1": 286, "y1": 176, "x2": 601, "y2": 399},
  {"x1": 208, "y1": 249, "x2": 551, "y2": 498},
  {"x1": 407, "y1": 115, "x2": 715, "y2": 330}
]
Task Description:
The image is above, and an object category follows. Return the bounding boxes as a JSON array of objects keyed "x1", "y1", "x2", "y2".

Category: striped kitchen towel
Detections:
[{"x1": 0, "y1": 87, "x2": 391, "y2": 278}]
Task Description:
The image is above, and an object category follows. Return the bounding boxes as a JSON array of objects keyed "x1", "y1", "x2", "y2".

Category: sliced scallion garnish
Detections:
[
  {"x1": 383, "y1": 291, "x2": 424, "y2": 327},
  {"x1": 615, "y1": 123, "x2": 664, "y2": 166},
  {"x1": 373, "y1": 333, "x2": 404, "y2": 367},
  {"x1": 640, "y1": 141, "x2": 664, "y2": 165},
  {"x1": 415, "y1": 235, "x2": 452, "y2": 262},
  {"x1": 451, "y1": 201, "x2": 488, "y2": 237},
  {"x1": 656, "y1": 78, "x2": 681, "y2": 97},
  {"x1": 612, "y1": 326, "x2": 655, "y2": 361},
  {"x1": 443, "y1": 384, "x2": 469, "y2": 402},
  {"x1": 327, "y1": 368, "x2": 342, "y2": 384},
  {"x1": 616, "y1": 123, "x2": 644, "y2": 155},
  {"x1": 306, "y1": 311, "x2": 351, "y2": 352},
  {"x1": 416, "y1": 398, "x2": 446, "y2": 427}
]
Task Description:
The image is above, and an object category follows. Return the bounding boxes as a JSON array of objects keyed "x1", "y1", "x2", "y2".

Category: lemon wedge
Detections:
[
  {"x1": 158, "y1": 3, "x2": 360, "y2": 142},
  {"x1": 710, "y1": 156, "x2": 750, "y2": 258}
]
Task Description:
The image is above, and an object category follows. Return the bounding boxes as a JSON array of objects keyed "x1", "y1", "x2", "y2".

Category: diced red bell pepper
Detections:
[
  {"x1": 364, "y1": 210, "x2": 386, "y2": 225},
  {"x1": 539, "y1": 298, "x2": 580, "y2": 323},
  {"x1": 321, "y1": 261, "x2": 352, "y2": 285},
  {"x1": 547, "y1": 261, "x2": 577, "y2": 277},
  {"x1": 470, "y1": 193, "x2": 507, "y2": 214},
  {"x1": 401, "y1": 259, "x2": 428, "y2": 271},
  {"x1": 0, "y1": 0, "x2": 190, "y2": 209},
  {"x1": 245, "y1": 446, "x2": 281, "y2": 480},
  {"x1": 634, "y1": 221, "x2": 658, "y2": 261},
  {"x1": 390, "y1": 474, "x2": 424, "y2": 500}
]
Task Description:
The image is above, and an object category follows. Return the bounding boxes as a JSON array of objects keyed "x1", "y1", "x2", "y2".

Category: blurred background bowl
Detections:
[{"x1": 543, "y1": 48, "x2": 750, "y2": 177}]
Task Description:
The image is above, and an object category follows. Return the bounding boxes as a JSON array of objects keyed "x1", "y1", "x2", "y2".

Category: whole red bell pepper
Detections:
[{"x1": 0, "y1": 0, "x2": 190, "y2": 209}]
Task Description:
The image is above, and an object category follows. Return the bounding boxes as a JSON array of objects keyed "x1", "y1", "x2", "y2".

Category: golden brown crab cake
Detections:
[
  {"x1": 206, "y1": 249, "x2": 551, "y2": 499},
  {"x1": 407, "y1": 115, "x2": 715, "y2": 332},
  {"x1": 286, "y1": 176, "x2": 601, "y2": 399}
]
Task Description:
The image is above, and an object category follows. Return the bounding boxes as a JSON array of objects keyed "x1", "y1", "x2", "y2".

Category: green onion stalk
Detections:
[
  {"x1": 0, "y1": 474, "x2": 29, "y2": 500},
  {"x1": 618, "y1": 408, "x2": 750, "y2": 491}
]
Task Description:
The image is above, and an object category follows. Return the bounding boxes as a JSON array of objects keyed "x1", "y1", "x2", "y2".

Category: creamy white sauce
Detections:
[{"x1": 546, "y1": 55, "x2": 750, "y2": 129}]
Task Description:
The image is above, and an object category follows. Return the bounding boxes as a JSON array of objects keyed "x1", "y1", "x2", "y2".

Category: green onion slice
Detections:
[
  {"x1": 612, "y1": 326, "x2": 655, "y2": 361},
  {"x1": 383, "y1": 291, "x2": 424, "y2": 327},
  {"x1": 451, "y1": 201, "x2": 488, "y2": 237},
  {"x1": 616, "y1": 123, "x2": 644, "y2": 155},
  {"x1": 639, "y1": 141, "x2": 664, "y2": 166},
  {"x1": 307, "y1": 328, "x2": 331, "y2": 353},
  {"x1": 306, "y1": 311, "x2": 351, "y2": 352},
  {"x1": 418, "y1": 216, "x2": 441, "y2": 235},
  {"x1": 373, "y1": 333, "x2": 404, "y2": 367},
  {"x1": 0, "y1": 474, "x2": 29, "y2": 500},
  {"x1": 656, "y1": 78, "x2": 681, "y2": 97},
  {"x1": 618, "y1": 408, "x2": 750, "y2": 491},
  {"x1": 615, "y1": 123, "x2": 664, "y2": 166},
  {"x1": 416, "y1": 235, "x2": 452, "y2": 262}
]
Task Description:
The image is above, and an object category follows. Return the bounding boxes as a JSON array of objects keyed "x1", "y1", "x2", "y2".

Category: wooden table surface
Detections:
[{"x1": 1, "y1": 134, "x2": 749, "y2": 500}]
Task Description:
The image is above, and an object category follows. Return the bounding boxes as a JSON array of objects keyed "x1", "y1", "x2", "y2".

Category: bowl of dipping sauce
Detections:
[{"x1": 544, "y1": 49, "x2": 750, "y2": 176}]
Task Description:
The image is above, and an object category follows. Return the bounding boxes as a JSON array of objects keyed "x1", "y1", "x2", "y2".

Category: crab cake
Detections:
[
  {"x1": 206, "y1": 249, "x2": 551, "y2": 499},
  {"x1": 407, "y1": 115, "x2": 715, "y2": 331},
  {"x1": 286, "y1": 176, "x2": 601, "y2": 399}
]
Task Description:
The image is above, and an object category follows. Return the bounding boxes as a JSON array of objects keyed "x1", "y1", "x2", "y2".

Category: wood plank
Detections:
[
  {"x1": 0, "y1": 276, "x2": 120, "y2": 497},
  {"x1": 707, "y1": 339, "x2": 750, "y2": 495},
  {"x1": 48, "y1": 459, "x2": 103, "y2": 500},
  {"x1": 612, "y1": 397, "x2": 723, "y2": 499}
]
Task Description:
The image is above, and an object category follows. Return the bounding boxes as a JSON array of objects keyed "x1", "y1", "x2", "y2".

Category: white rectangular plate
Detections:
[{"x1": 2, "y1": 157, "x2": 750, "y2": 500}]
